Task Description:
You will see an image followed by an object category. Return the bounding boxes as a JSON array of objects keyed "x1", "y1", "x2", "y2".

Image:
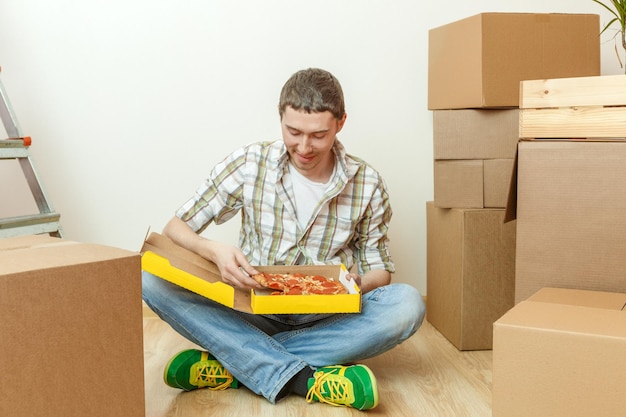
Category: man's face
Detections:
[{"x1": 281, "y1": 106, "x2": 346, "y2": 181}]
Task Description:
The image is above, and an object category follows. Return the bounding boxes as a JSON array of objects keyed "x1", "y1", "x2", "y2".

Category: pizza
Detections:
[{"x1": 251, "y1": 272, "x2": 348, "y2": 295}]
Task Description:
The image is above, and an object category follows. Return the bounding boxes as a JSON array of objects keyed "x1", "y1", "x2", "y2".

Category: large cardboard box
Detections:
[
  {"x1": 493, "y1": 287, "x2": 626, "y2": 417},
  {"x1": 0, "y1": 235, "x2": 145, "y2": 417},
  {"x1": 428, "y1": 13, "x2": 600, "y2": 109},
  {"x1": 142, "y1": 232, "x2": 361, "y2": 314},
  {"x1": 426, "y1": 202, "x2": 515, "y2": 350},
  {"x1": 434, "y1": 158, "x2": 513, "y2": 208},
  {"x1": 514, "y1": 140, "x2": 626, "y2": 303}
]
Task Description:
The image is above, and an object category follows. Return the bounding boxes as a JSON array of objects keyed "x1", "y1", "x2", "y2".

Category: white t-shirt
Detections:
[{"x1": 288, "y1": 162, "x2": 333, "y2": 229}]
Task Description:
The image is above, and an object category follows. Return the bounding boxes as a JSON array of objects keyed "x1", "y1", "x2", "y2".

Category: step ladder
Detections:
[{"x1": 0, "y1": 68, "x2": 62, "y2": 238}]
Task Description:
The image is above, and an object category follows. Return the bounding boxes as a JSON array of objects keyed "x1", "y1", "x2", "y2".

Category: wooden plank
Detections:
[
  {"x1": 520, "y1": 75, "x2": 626, "y2": 109},
  {"x1": 520, "y1": 107, "x2": 626, "y2": 139}
]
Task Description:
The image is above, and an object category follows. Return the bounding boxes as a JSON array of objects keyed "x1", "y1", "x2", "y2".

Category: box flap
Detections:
[
  {"x1": 495, "y1": 298, "x2": 626, "y2": 339},
  {"x1": 141, "y1": 232, "x2": 253, "y2": 313},
  {"x1": 528, "y1": 287, "x2": 626, "y2": 311},
  {"x1": 496, "y1": 287, "x2": 626, "y2": 339},
  {"x1": 0, "y1": 236, "x2": 138, "y2": 275},
  {"x1": 0, "y1": 234, "x2": 65, "y2": 251},
  {"x1": 503, "y1": 144, "x2": 519, "y2": 222}
]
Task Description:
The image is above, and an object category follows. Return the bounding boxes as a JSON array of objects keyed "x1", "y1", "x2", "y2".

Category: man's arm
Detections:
[
  {"x1": 162, "y1": 217, "x2": 261, "y2": 290},
  {"x1": 348, "y1": 269, "x2": 391, "y2": 294}
]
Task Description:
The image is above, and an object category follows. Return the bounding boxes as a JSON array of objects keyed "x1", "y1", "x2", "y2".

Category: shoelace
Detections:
[
  {"x1": 306, "y1": 367, "x2": 355, "y2": 406},
  {"x1": 191, "y1": 356, "x2": 234, "y2": 391}
]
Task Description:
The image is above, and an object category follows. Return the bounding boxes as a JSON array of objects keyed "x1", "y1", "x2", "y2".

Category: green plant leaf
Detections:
[
  {"x1": 594, "y1": 0, "x2": 626, "y2": 31},
  {"x1": 594, "y1": 0, "x2": 620, "y2": 19},
  {"x1": 600, "y1": 17, "x2": 619, "y2": 35}
]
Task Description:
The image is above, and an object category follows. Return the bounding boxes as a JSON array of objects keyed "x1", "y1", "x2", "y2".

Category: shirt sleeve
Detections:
[{"x1": 175, "y1": 147, "x2": 247, "y2": 233}]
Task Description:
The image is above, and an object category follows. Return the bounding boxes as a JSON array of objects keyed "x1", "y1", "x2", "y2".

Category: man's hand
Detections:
[
  {"x1": 203, "y1": 241, "x2": 262, "y2": 290},
  {"x1": 162, "y1": 217, "x2": 262, "y2": 290}
]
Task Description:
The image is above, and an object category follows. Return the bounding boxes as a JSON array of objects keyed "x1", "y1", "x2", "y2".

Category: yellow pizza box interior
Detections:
[{"x1": 141, "y1": 232, "x2": 361, "y2": 314}]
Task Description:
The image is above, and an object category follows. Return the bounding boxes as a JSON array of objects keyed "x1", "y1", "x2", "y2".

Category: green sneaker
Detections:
[
  {"x1": 305, "y1": 364, "x2": 379, "y2": 410},
  {"x1": 163, "y1": 349, "x2": 239, "y2": 391}
]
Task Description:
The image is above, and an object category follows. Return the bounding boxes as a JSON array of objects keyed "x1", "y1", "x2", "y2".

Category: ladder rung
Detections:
[
  {"x1": 0, "y1": 70, "x2": 62, "y2": 238},
  {"x1": 0, "y1": 138, "x2": 30, "y2": 147},
  {"x1": 0, "y1": 138, "x2": 30, "y2": 159},
  {"x1": 0, "y1": 147, "x2": 29, "y2": 158},
  {"x1": 0, "y1": 213, "x2": 61, "y2": 238}
]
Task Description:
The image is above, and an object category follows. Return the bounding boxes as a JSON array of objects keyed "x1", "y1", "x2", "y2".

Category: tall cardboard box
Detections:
[
  {"x1": 515, "y1": 141, "x2": 626, "y2": 303},
  {"x1": 426, "y1": 202, "x2": 515, "y2": 350},
  {"x1": 0, "y1": 235, "x2": 145, "y2": 417},
  {"x1": 493, "y1": 287, "x2": 626, "y2": 417},
  {"x1": 428, "y1": 13, "x2": 600, "y2": 109}
]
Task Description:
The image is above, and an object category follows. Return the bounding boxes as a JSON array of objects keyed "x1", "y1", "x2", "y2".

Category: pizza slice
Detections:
[{"x1": 251, "y1": 272, "x2": 289, "y2": 294}]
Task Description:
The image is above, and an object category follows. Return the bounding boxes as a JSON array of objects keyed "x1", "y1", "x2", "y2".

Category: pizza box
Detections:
[
  {"x1": 140, "y1": 232, "x2": 361, "y2": 314},
  {"x1": 251, "y1": 264, "x2": 361, "y2": 314}
]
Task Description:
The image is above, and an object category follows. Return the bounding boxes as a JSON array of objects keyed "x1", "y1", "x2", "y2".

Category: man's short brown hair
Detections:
[{"x1": 278, "y1": 68, "x2": 345, "y2": 120}]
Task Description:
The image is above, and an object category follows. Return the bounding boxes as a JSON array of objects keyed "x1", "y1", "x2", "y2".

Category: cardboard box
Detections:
[
  {"x1": 484, "y1": 159, "x2": 514, "y2": 208},
  {"x1": 493, "y1": 287, "x2": 626, "y2": 417},
  {"x1": 512, "y1": 140, "x2": 626, "y2": 303},
  {"x1": 434, "y1": 160, "x2": 483, "y2": 208},
  {"x1": 426, "y1": 202, "x2": 515, "y2": 350},
  {"x1": 433, "y1": 109, "x2": 520, "y2": 160},
  {"x1": 428, "y1": 13, "x2": 600, "y2": 109},
  {"x1": 141, "y1": 232, "x2": 361, "y2": 314},
  {"x1": 0, "y1": 235, "x2": 145, "y2": 417},
  {"x1": 434, "y1": 159, "x2": 514, "y2": 208}
]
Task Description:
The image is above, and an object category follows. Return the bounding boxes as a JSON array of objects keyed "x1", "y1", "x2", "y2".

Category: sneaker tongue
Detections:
[
  {"x1": 306, "y1": 368, "x2": 355, "y2": 406},
  {"x1": 321, "y1": 372, "x2": 355, "y2": 405}
]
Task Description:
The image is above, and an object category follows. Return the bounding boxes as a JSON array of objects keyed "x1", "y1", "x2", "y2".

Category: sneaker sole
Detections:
[
  {"x1": 163, "y1": 349, "x2": 201, "y2": 391},
  {"x1": 355, "y1": 364, "x2": 379, "y2": 410}
]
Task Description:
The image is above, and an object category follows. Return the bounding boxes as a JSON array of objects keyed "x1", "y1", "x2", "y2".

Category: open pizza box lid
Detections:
[{"x1": 141, "y1": 232, "x2": 361, "y2": 314}]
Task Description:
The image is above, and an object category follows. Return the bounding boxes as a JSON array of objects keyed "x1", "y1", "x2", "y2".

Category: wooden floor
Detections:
[{"x1": 143, "y1": 309, "x2": 492, "y2": 417}]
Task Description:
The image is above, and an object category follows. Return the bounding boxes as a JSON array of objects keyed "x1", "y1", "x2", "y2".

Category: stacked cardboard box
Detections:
[
  {"x1": 509, "y1": 75, "x2": 626, "y2": 303},
  {"x1": 425, "y1": 13, "x2": 600, "y2": 350},
  {"x1": 428, "y1": 13, "x2": 600, "y2": 109},
  {"x1": 432, "y1": 109, "x2": 518, "y2": 209},
  {"x1": 493, "y1": 75, "x2": 626, "y2": 417},
  {"x1": 429, "y1": 12, "x2": 600, "y2": 209}
]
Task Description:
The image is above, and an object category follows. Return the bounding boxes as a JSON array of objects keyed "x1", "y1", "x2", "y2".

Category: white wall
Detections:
[{"x1": 0, "y1": 0, "x2": 621, "y2": 294}]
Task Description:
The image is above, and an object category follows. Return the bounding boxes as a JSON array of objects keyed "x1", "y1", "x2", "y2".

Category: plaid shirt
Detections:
[{"x1": 176, "y1": 140, "x2": 395, "y2": 275}]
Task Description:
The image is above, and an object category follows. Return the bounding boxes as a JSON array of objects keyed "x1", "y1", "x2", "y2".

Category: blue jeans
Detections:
[{"x1": 142, "y1": 271, "x2": 426, "y2": 403}]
